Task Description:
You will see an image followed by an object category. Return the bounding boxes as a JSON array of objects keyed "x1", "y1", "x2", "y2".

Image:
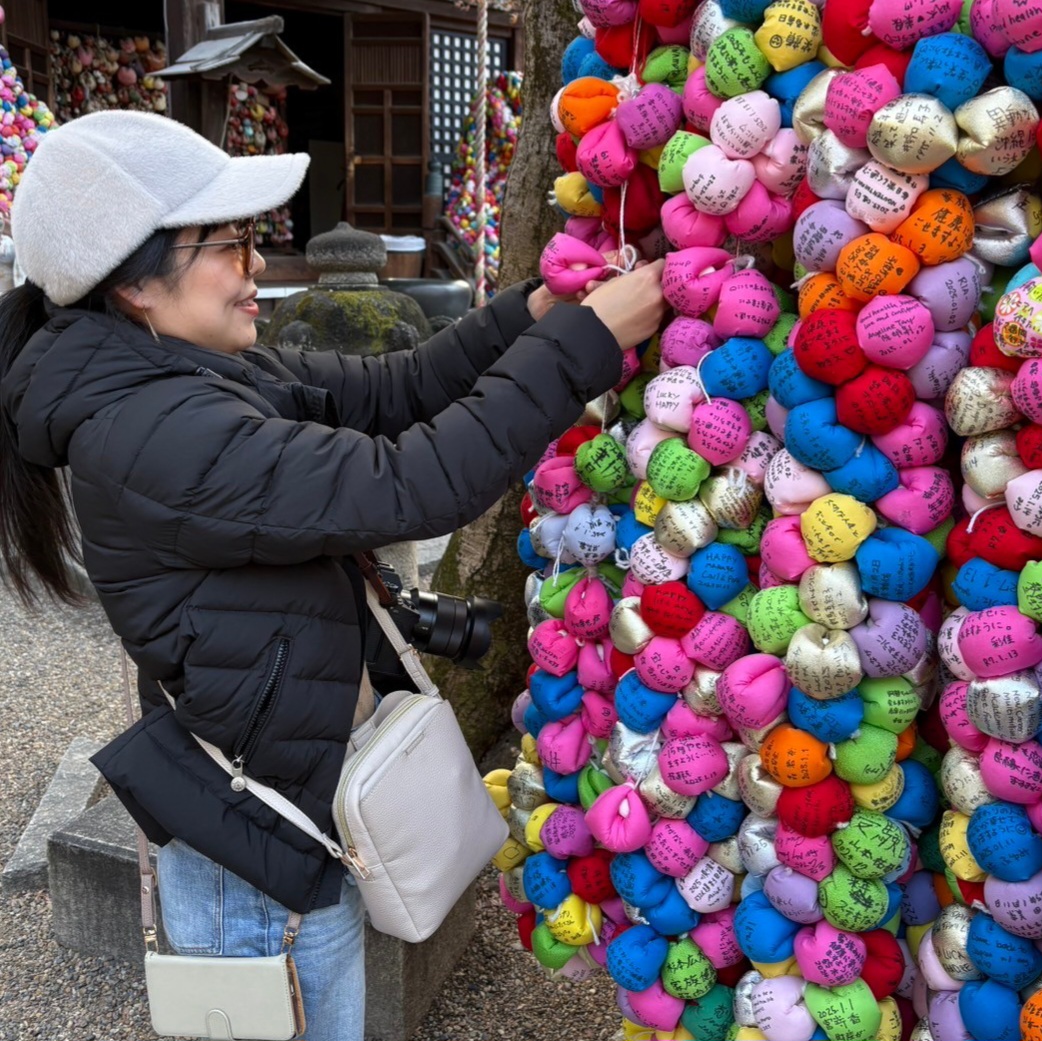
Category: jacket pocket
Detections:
[{"x1": 232, "y1": 636, "x2": 291, "y2": 770}]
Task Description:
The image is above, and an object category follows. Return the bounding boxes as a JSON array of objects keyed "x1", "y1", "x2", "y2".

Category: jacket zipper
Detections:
[{"x1": 230, "y1": 637, "x2": 290, "y2": 790}]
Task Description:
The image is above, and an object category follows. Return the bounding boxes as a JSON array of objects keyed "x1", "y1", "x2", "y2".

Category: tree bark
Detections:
[{"x1": 427, "y1": 0, "x2": 575, "y2": 757}]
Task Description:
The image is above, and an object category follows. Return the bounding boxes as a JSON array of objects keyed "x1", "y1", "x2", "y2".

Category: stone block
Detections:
[
  {"x1": 3, "y1": 736, "x2": 104, "y2": 893},
  {"x1": 48, "y1": 795, "x2": 475, "y2": 1040}
]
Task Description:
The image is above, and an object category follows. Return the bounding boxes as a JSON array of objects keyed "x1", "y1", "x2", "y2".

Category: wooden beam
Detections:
[{"x1": 163, "y1": 0, "x2": 229, "y2": 141}]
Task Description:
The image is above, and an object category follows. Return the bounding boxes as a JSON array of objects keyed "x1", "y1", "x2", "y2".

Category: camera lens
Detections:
[{"x1": 406, "y1": 591, "x2": 503, "y2": 670}]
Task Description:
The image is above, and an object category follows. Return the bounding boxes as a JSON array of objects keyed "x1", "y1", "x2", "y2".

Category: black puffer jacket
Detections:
[{"x1": 1, "y1": 283, "x2": 623, "y2": 912}]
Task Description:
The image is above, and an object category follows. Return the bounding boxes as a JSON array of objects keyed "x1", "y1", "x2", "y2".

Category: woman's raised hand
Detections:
[{"x1": 580, "y1": 259, "x2": 667, "y2": 351}]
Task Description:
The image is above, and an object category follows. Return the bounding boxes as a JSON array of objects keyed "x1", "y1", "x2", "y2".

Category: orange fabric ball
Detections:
[
  {"x1": 760, "y1": 724, "x2": 834, "y2": 787},
  {"x1": 558, "y1": 77, "x2": 621, "y2": 138},
  {"x1": 891, "y1": 188, "x2": 975, "y2": 266},
  {"x1": 836, "y1": 233, "x2": 921, "y2": 301}
]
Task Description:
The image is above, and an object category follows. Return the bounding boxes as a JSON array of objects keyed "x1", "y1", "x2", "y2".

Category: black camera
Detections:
[{"x1": 364, "y1": 560, "x2": 503, "y2": 685}]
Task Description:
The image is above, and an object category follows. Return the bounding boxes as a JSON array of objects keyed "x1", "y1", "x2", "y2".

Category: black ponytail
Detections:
[
  {"x1": 0, "y1": 226, "x2": 197, "y2": 608},
  {"x1": 0, "y1": 281, "x2": 84, "y2": 606}
]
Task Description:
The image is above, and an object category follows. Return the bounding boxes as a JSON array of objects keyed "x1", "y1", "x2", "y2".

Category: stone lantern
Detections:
[
  {"x1": 260, "y1": 222, "x2": 435, "y2": 587},
  {"x1": 260, "y1": 221, "x2": 432, "y2": 354}
]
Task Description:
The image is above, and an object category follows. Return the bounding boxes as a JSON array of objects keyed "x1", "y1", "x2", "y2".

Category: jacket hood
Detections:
[{"x1": 1, "y1": 308, "x2": 279, "y2": 468}]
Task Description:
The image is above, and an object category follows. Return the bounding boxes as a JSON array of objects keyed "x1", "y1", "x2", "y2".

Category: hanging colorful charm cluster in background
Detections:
[
  {"x1": 50, "y1": 30, "x2": 168, "y2": 121},
  {"x1": 445, "y1": 71, "x2": 523, "y2": 294},
  {"x1": 0, "y1": 44, "x2": 54, "y2": 222},
  {"x1": 489, "y1": 0, "x2": 1042, "y2": 1037},
  {"x1": 225, "y1": 82, "x2": 295, "y2": 247}
]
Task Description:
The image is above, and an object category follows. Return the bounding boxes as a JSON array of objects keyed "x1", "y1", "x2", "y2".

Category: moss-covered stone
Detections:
[{"x1": 260, "y1": 287, "x2": 431, "y2": 356}]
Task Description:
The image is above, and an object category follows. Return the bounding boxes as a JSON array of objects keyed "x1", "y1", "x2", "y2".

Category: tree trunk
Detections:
[{"x1": 427, "y1": 0, "x2": 574, "y2": 757}]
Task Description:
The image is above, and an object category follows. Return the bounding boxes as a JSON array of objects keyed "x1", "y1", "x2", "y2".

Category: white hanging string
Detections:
[{"x1": 473, "y1": 0, "x2": 489, "y2": 307}]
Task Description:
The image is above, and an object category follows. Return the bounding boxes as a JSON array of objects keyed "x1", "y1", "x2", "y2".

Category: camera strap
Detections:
[{"x1": 351, "y1": 551, "x2": 394, "y2": 607}]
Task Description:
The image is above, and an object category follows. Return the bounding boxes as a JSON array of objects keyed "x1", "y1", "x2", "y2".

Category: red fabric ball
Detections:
[
  {"x1": 1018, "y1": 424, "x2": 1042, "y2": 469},
  {"x1": 641, "y1": 580, "x2": 706, "y2": 637},
  {"x1": 517, "y1": 908, "x2": 537, "y2": 950},
  {"x1": 776, "y1": 774, "x2": 855, "y2": 836},
  {"x1": 610, "y1": 646, "x2": 636, "y2": 678},
  {"x1": 790, "y1": 177, "x2": 822, "y2": 222},
  {"x1": 747, "y1": 554, "x2": 763, "y2": 586},
  {"x1": 793, "y1": 308, "x2": 867, "y2": 386},
  {"x1": 953, "y1": 876, "x2": 986, "y2": 908},
  {"x1": 896, "y1": 997, "x2": 916, "y2": 1041},
  {"x1": 918, "y1": 696, "x2": 950, "y2": 754},
  {"x1": 945, "y1": 517, "x2": 975, "y2": 568},
  {"x1": 566, "y1": 848, "x2": 616, "y2": 903},
  {"x1": 716, "y1": 959, "x2": 751, "y2": 985},
  {"x1": 970, "y1": 324, "x2": 1021, "y2": 374},
  {"x1": 520, "y1": 491, "x2": 539, "y2": 527},
  {"x1": 557, "y1": 425, "x2": 604, "y2": 456},
  {"x1": 556, "y1": 131, "x2": 579, "y2": 173},
  {"x1": 854, "y1": 42, "x2": 912, "y2": 84},
  {"x1": 595, "y1": 21, "x2": 656, "y2": 71},
  {"x1": 526, "y1": 662, "x2": 539, "y2": 686},
  {"x1": 967, "y1": 505, "x2": 1042, "y2": 571},
  {"x1": 860, "y1": 930, "x2": 905, "y2": 1000},
  {"x1": 822, "y1": 0, "x2": 875, "y2": 63},
  {"x1": 639, "y1": 0, "x2": 697, "y2": 27},
  {"x1": 835, "y1": 364, "x2": 916, "y2": 435},
  {"x1": 602, "y1": 163, "x2": 665, "y2": 236}
]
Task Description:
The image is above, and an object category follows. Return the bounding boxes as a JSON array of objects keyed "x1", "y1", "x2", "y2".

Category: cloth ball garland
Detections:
[
  {"x1": 0, "y1": 44, "x2": 55, "y2": 220},
  {"x1": 497, "y1": 2, "x2": 1042, "y2": 1038}
]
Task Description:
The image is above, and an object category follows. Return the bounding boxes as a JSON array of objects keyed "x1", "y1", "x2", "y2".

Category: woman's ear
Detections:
[{"x1": 111, "y1": 281, "x2": 150, "y2": 312}]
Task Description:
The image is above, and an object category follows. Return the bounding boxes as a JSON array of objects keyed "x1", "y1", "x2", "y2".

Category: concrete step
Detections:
[{"x1": 48, "y1": 794, "x2": 476, "y2": 1041}]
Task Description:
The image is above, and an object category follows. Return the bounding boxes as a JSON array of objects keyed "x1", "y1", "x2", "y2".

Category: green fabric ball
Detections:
[
  {"x1": 748, "y1": 585, "x2": 811, "y2": 654},
  {"x1": 818, "y1": 864, "x2": 890, "y2": 932},
  {"x1": 719, "y1": 583, "x2": 757, "y2": 625},
  {"x1": 716, "y1": 506, "x2": 770, "y2": 555},
  {"x1": 764, "y1": 313, "x2": 799, "y2": 356},
  {"x1": 917, "y1": 822, "x2": 945, "y2": 874},
  {"x1": 575, "y1": 433, "x2": 630, "y2": 493},
  {"x1": 619, "y1": 372, "x2": 652, "y2": 419},
  {"x1": 831, "y1": 808, "x2": 911, "y2": 879},
  {"x1": 647, "y1": 438, "x2": 711, "y2": 501},
  {"x1": 530, "y1": 922, "x2": 578, "y2": 970},
  {"x1": 773, "y1": 285, "x2": 796, "y2": 313},
  {"x1": 661, "y1": 938, "x2": 717, "y2": 1000},
  {"x1": 858, "y1": 676, "x2": 920, "y2": 734},
  {"x1": 577, "y1": 764, "x2": 614, "y2": 811},
  {"x1": 681, "y1": 983, "x2": 736, "y2": 1041},
  {"x1": 832, "y1": 723, "x2": 898, "y2": 784},
  {"x1": 921, "y1": 515, "x2": 955, "y2": 556},
  {"x1": 1018, "y1": 560, "x2": 1042, "y2": 622},
  {"x1": 642, "y1": 44, "x2": 691, "y2": 89},
  {"x1": 659, "y1": 130, "x2": 712, "y2": 194},
  {"x1": 705, "y1": 28, "x2": 771, "y2": 97},
  {"x1": 539, "y1": 568, "x2": 585, "y2": 618},
  {"x1": 804, "y1": 979, "x2": 882, "y2": 1041},
  {"x1": 909, "y1": 736, "x2": 943, "y2": 777}
]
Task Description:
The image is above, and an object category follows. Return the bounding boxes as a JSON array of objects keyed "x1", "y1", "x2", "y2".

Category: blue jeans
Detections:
[{"x1": 157, "y1": 838, "x2": 365, "y2": 1041}]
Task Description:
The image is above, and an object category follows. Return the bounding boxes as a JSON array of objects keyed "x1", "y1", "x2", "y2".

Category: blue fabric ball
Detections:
[
  {"x1": 614, "y1": 670, "x2": 678, "y2": 733},
  {"x1": 517, "y1": 529, "x2": 545, "y2": 569},
  {"x1": 769, "y1": 349, "x2": 833, "y2": 409},
  {"x1": 523, "y1": 851, "x2": 572, "y2": 910},
  {"x1": 766, "y1": 62, "x2": 826, "y2": 126},
  {"x1": 616, "y1": 509, "x2": 653, "y2": 554},
  {"x1": 785, "y1": 398, "x2": 861, "y2": 471},
  {"x1": 929, "y1": 156, "x2": 991, "y2": 194},
  {"x1": 686, "y1": 542, "x2": 750, "y2": 610},
  {"x1": 700, "y1": 338, "x2": 773, "y2": 399},
  {"x1": 529, "y1": 669, "x2": 584, "y2": 721},
  {"x1": 788, "y1": 686, "x2": 863, "y2": 743},
  {"x1": 578, "y1": 51, "x2": 622, "y2": 80},
  {"x1": 885, "y1": 760, "x2": 939, "y2": 831},
  {"x1": 967, "y1": 802, "x2": 1042, "y2": 882},
  {"x1": 733, "y1": 890, "x2": 801, "y2": 962},
  {"x1": 824, "y1": 443, "x2": 900, "y2": 501},
  {"x1": 687, "y1": 791, "x2": 747, "y2": 842},
  {"x1": 523, "y1": 700, "x2": 549, "y2": 739},
  {"x1": 959, "y1": 980, "x2": 1021, "y2": 1041},
  {"x1": 1005, "y1": 45, "x2": 1042, "y2": 101},
  {"x1": 904, "y1": 33, "x2": 992, "y2": 109},
  {"x1": 1009, "y1": 262, "x2": 1042, "y2": 293},
  {"x1": 900, "y1": 870, "x2": 941, "y2": 927},
  {"x1": 952, "y1": 556, "x2": 1020, "y2": 610},
  {"x1": 966, "y1": 914, "x2": 1042, "y2": 989},
  {"x1": 719, "y1": 0, "x2": 772, "y2": 20},
  {"x1": 562, "y1": 37, "x2": 593, "y2": 83},
  {"x1": 606, "y1": 923, "x2": 670, "y2": 991},
  {"x1": 610, "y1": 850, "x2": 674, "y2": 907},
  {"x1": 644, "y1": 885, "x2": 701, "y2": 935},
  {"x1": 855, "y1": 528, "x2": 939, "y2": 601},
  {"x1": 543, "y1": 767, "x2": 581, "y2": 805}
]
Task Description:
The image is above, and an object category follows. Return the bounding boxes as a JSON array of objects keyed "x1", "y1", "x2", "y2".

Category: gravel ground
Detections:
[{"x1": 0, "y1": 579, "x2": 619, "y2": 1041}]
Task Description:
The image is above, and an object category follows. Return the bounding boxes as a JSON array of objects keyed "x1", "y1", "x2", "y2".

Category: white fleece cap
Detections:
[{"x1": 12, "y1": 109, "x2": 310, "y2": 306}]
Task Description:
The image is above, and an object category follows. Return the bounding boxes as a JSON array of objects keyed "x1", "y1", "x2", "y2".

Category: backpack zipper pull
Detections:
[{"x1": 230, "y1": 756, "x2": 246, "y2": 792}]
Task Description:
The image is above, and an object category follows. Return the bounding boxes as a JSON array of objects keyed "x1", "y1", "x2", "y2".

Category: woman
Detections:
[{"x1": 0, "y1": 110, "x2": 666, "y2": 1039}]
